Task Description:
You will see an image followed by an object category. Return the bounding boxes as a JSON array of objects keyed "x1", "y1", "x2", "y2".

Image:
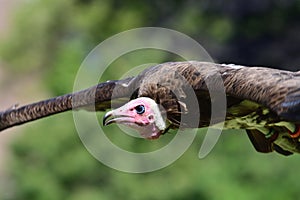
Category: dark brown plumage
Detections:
[{"x1": 1, "y1": 61, "x2": 300, "y2": 155}]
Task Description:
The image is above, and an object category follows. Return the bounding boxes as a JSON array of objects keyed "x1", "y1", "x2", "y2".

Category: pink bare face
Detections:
[{"x1": 103, "y1": 97, "x2": 166, "y2": 139}]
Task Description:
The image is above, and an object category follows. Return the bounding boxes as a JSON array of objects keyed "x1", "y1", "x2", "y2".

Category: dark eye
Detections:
[{"x1": 135, "y1": 105, "x2": 145, "y2": 114}]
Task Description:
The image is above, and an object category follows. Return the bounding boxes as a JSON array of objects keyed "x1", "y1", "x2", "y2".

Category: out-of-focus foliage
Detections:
[{"x1": 1, "y1": 0, "x2": 300, "y2": 199}]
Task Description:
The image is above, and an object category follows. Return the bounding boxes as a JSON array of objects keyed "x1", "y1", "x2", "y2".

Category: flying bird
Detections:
[{"x1": 1, "y1": 61, "x2": 300, "y2": 155}]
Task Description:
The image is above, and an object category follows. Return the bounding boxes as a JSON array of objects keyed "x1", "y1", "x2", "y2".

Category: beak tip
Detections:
[
  {"x1": 103, "y1": 111, "x2": 111, "y2": 126},
  {"x1": 103, "y1": 110, "x2": 115, "y2": 126}
]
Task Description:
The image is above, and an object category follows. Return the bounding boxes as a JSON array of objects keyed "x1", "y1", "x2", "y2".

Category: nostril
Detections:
[{"x1": 148, "y1": 115, "x2": 154, "y2": 121}]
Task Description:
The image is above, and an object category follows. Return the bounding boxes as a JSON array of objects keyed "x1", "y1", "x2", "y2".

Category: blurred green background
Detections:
[{"x1": 1, "y1": 0, "x2": 300, "y2": 199}]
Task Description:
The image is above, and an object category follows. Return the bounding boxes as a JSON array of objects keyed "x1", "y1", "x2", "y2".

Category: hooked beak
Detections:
[
  {"x1": 103, "y1": 110, "x2": 114, "y2": 126},
  {"x1": 103, "y1": 110, "x2": 135, "y2": 126}
]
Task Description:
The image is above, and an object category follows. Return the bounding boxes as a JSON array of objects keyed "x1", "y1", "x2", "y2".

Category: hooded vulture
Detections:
[{"x1": 1, "y1": 61, "x2": 300, "y2": 155}]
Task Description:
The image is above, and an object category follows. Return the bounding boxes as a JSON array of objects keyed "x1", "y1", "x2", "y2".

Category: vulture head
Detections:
[{"x1": 103, "y1": 97, "x2": 166, "y2": 139}]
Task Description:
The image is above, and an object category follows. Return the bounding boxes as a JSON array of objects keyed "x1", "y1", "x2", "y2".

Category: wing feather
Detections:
[
  {"x1": 246, "y1": 130, "x2": 293, "y2": 156},
  {"x1": 219, "y1": 65, "x2": 300, "y2": 122},
  {"x1": 246, "y1": 130, "x2": 273, "y2": 153},
  {"x1": 0, "y1": 77, "x2": 134, "y2": 131},
  {"x1": 172, "y1": 62, "x2": 300, "y2": 123}
]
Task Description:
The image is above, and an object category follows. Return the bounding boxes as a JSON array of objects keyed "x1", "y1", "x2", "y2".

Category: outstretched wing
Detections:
[
  {"x1": 220, "y1": 64, "x2": 300, "y2": 122},
  {"x1": 170, "y1": 61, "x2": 300, "y2": 123},
  {"x1": 0, "y1": 77, "x2": 134, "y2": 132}
]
